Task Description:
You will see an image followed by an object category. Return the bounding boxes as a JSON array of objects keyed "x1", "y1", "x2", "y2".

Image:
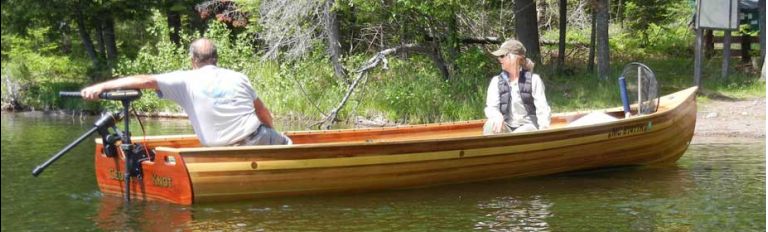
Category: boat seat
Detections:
[{"x1": 565, "y1": 112, "x2": 619, "y2": 127}]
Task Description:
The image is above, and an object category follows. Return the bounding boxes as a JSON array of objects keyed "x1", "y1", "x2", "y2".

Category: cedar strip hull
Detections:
[{"x1": 95, "y1": 87, "x2": 697, "y2": 205}]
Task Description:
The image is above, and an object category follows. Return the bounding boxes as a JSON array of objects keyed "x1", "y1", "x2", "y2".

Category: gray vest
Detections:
[{"x1": 498, "y1": 70, "x2": 538, "y2": 128}]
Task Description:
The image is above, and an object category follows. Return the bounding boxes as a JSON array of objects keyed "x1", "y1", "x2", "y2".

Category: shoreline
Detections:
[{"x1": 691, "y1": 97, "x2": 766, "y2": 144}]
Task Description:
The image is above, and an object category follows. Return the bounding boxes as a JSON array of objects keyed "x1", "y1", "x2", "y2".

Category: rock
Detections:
[
  {"x1": 704, "y1": 112, "x2": 718, "y2": 119},
  {"x1": 355, "y1": 116, "x2": 397, "y2": 127},
  {"x1": 741, "y1": 112, "x2": 749, "y2": 116}
]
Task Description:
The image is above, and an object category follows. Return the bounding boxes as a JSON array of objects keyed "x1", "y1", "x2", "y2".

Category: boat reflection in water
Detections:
[
  {"x1": 470, "y1": 165, "x2": 694, "y2": 231},
  {"x1": 93, "y1": 163, "x2": 693, "y2": 231},
  {"x1": 95, "y1": 195, "x2": 193, "y2": 231},
  {"x1": 475, "y1": 195, "x2": 553, "y2": 230}
]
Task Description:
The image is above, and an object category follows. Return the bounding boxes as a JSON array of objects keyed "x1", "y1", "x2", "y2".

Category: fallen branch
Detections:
[
  {"x1": 425, "y1": 36, "x2": 501, "y2": 44},
  {"x1": 457, "y1": 36, "x2": 502, "y2": 44},
  {"x1": 423, "y1": 36, "x2": 588, "y2": 47},
  {"x1": 310, "y1": 44, "x2": 429, "y2": 129}
]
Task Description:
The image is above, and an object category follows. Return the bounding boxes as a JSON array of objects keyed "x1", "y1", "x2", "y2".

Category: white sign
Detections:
[{"x1": 696, "y1": 0, "x2": 739, "y2": 30}]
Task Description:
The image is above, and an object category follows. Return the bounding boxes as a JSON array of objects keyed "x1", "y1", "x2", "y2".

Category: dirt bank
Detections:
[{"x1": 692, "y1": 97, "x2": 766, "y2": 144}]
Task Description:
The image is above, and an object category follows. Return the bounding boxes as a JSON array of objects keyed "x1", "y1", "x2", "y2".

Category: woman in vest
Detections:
[{"x1": 483, "y1": 39, "x2": 551, "y2": 135}]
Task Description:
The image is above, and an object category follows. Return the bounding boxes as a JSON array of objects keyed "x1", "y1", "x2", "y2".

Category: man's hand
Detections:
[
  {"x1": 80, "y1": 84, "x2": 105, "y2": 101},
  {"x1": 490, "y1": 117, "x2": 505, "y2": 134}
]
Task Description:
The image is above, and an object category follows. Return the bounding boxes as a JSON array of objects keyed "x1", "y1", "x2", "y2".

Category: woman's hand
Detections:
[{"x1": 490, "y1": 117, "x2": 505, "y2": 134}]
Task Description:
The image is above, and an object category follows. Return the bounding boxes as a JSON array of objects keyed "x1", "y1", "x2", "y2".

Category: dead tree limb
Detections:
[
  {"x1": 310, "y1": 44, "x2": 430, "y2": 129},
  {"x1": 425, "y1": 36, "x2": 586, "y2": 47},
  {"x1": 426, "y1": 36, "x2": 501, "y2": 44}
]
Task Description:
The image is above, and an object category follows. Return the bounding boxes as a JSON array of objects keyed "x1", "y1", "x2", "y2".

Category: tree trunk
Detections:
[
  {"x1": 60, "y1": 22, "x2": 72, "y2": 54},
  {"x1": 595, "y1": 0, "x2": 610, "y2": 80},
  {"x1": 167, "y1": 8, "x2": 182, "y2": 46},
  {"x1": 95, "y1": 19, "x2": 106, "y2": 60},
  {"x1": 103, "y1": 14, "x2": 118, "y2": 63},
  {"x1": 588, "y1": 9, "x2": 596, "y2": 73},
  {"x1": 617, "y1": 0, "x2": 624, "y2": 28},
  {"x1": 429, "y1": 42, "x2": 452, "y2": 81},
  {"x1": 514, "y1": 0, "x2": 541, "y2": 63},
  {"x1": 557, "y1": 0, "x2": 567, "y2": 73},
  {"x1": 722, "y1": 30, "x2": 732, "y2": 79},
  {"x1": 346, "y1": 5, "x2": 358, "y2": 51},
  {"x1": 760, "y1": 0, "x2": 765, "y2": 64},
  {"x1": 189, "y1": 5, "x2": 207, "y2": 36},
  {"x1": 446, "y1": 9, "x2": 460, "y2": 78},
  {"x1": 74, "y1": 7, "x2": 99, "y2": 68},
  {"x1": 694, "y1": 28, "x2": 703, "y2": 86},
  {"x1": 324, "y1": 0, "x2": 347, "y2": 82}
]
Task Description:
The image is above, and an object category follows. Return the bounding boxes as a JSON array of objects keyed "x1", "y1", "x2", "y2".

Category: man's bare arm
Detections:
[
  {"x1": 81, "y1": 75, "x2": 157, "y2": 100},
  {"x1": 253, "y1": 98, "x2": 274, "y2": 128}
]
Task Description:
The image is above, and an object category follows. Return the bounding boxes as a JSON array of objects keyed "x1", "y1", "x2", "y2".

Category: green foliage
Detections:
[
  {"x1": 2, "y1": 0, "x2": 764, "y2": 128},
  {"x1": 637, "y1": 24, "x2": 693, "y2": 56},
  {"x1": 259, "y1": 56, "x2": 345, "y2": 119},
  {"x1": 696, "y1": 59, "x2": 766, "y2": 99},
  {"x1": 116, "y1": 10, "x2": 189, "y2": 75},
  {"x1": 608, "y1": 23, "x2": 693, "y2": 58},
  {"x1": 623, "y1": 0, "x2": 692, "y2": 48},
  {"x1": 1, "y1": 27, "x2": 91, "y2": 109},
  {"x1": 372, "y1": 57, "x2": 445, "y2": 122},
  {"x1": 545, "y1": 71, "x2": 622, "y2": 111},
  {"x1": 355, "y1": 48, "x2": 489, "y2": 123},
  {"x1": 623, "y1": 0, "x2": 674, "y2": 34},
  {"x1": 204, "y1": 21, "x2": 259, "y2": 72},
  {"x1": 0, "y1": 0, "x2": 70, "y2": 36}
]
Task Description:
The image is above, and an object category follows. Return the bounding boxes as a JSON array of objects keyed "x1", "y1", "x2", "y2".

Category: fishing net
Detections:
[{"x1": 620, "y1": 62, "x2": 659, "y2": 115}]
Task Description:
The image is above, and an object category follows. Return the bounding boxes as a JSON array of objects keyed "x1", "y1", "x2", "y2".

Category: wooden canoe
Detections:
[{"x1": 94, "y1": 87, "x2": 698, "y2": 205}]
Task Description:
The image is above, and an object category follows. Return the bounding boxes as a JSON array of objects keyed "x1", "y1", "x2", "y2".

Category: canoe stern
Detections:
[{"x1": 94, "y1": 143, "x2": 194, "y2": 205}]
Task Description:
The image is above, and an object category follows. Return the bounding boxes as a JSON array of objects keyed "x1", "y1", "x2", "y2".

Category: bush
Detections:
[{"x1": 1, "y1": 27, "x2": 90, "y2": 110}]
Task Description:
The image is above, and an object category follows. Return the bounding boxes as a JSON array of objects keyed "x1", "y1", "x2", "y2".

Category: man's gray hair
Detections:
[{"x1": 189, "y1": 38, "x2": 218, "y2": 66}]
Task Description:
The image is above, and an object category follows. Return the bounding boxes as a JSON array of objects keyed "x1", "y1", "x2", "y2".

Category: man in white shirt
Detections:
[
  {"x1": 483, "y1": 39, "x2": 551, "y2": 135},
  {"x1": 80, "y1": 38, "x2": 291, "y2": 146}
]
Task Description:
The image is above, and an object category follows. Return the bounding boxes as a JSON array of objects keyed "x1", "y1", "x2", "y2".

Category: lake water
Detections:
[{"x1": 2, "y1": 112, "x2": 764, "y2": 231}]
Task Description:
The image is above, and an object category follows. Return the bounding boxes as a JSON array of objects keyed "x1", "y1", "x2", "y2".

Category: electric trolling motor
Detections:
[{"x1": 32, "y1": 89, "x2": 153, "y2": 201}]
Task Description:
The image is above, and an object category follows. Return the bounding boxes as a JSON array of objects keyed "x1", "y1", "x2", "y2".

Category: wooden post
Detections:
[
  {"x1": 760, "y1": 0, "x2": 766, "y2": 64},
  {"x1": 704, "y1": 30, "x2": 714, "y2": 59},
  {"x1": 722, "y1": 30, "x2": 732, "y2": 79},
  {"x1": 741, "y1": 33, "x2": 752, "y2": 64},
  {"x1": 694, "y1": 28, "x2": 703, "y2": 87}
]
